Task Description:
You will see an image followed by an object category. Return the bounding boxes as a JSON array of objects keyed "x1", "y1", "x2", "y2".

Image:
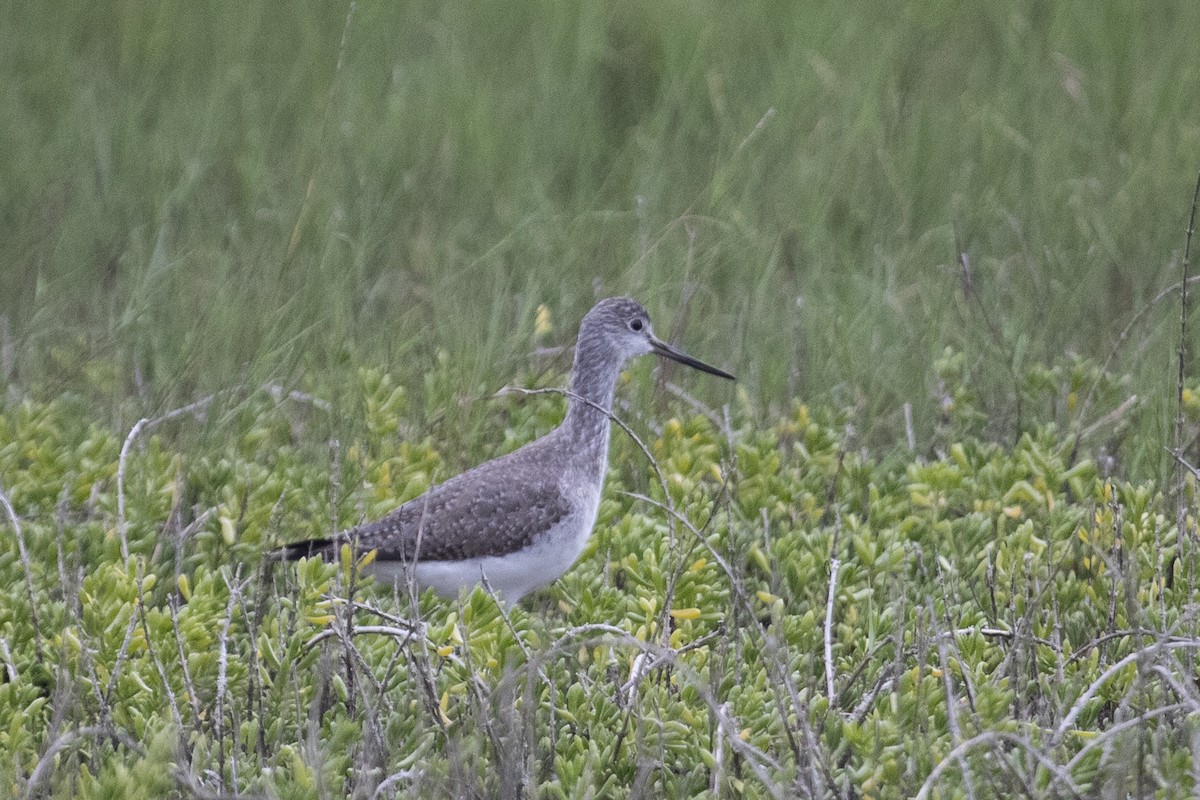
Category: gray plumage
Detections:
[
  {"x1": 275, "y1": 297, "x2": 734, "y2": 601},
  {"x1": 280, "y1": 447, "x2": 572, "y2": 562}
]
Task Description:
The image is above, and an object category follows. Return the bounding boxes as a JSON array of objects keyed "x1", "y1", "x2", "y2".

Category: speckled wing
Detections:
[{"x1": 278, "y1": 454, "x2": 572, "y2": 562}]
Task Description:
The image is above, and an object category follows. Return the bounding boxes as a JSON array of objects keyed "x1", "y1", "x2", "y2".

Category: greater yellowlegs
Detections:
[{"x1": 276, "y1": 297, "x2": 734, "y2": 602}]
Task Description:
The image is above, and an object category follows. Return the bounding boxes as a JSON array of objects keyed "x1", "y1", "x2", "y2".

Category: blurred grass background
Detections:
[{"x1": 2, "y1": 0, "x2": 1199, "y2": 472}]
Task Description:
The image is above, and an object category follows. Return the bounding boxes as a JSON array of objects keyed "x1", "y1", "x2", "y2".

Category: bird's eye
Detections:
[{"x1": 629, "y1": 319, "x2": 644, "y2": 332}]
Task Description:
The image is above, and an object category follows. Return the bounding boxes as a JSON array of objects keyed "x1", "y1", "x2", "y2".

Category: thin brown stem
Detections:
[{"x1": 1176, "y1": 171, "x2": 1200, "y2": 552}]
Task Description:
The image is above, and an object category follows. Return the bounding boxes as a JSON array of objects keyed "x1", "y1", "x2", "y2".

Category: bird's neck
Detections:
[{"x1": 560, "y1": 335, "x2": 621, "y2": 458}]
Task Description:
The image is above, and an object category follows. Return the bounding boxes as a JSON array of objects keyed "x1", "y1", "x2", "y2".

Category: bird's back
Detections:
[{"x1": 278, "y1": 433, "x2": 576, "y2": 565}]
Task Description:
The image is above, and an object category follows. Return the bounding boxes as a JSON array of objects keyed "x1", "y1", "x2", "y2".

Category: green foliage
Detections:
[{"x1": 1, "y1": 374, "x2": 1198, "y2": 798}]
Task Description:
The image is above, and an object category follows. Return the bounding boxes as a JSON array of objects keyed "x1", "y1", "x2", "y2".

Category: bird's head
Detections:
[{"x1": 579, "y1": 297, "x2": 735, "y2": 380}]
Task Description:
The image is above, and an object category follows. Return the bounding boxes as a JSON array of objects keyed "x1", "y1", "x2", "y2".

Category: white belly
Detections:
[{"x1": 362, "y1": 495, "x2": 602, "y2": 604}]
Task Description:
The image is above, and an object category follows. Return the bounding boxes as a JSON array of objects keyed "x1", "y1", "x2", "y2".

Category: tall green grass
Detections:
[{"x1": 3, "y1": 0, "x2": 1200, "y2": 470}]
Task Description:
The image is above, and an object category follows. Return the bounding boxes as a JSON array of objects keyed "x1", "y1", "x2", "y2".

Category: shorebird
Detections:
[{"x1": 276, "y1": 297, "x2": 734, "y2": 602}]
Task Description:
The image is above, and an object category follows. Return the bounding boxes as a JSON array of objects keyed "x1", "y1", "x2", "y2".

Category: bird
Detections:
[{"x1": 275, "y1": 297, "x2": 734, "y2": 603}]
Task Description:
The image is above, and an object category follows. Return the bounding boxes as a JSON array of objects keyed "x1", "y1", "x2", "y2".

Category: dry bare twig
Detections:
[
  {"x1": 135, "y1": 568, "x2": 184, "y2": 730},
  {"x1": 1050, "y1": 639, "x2": 1200, "y2": 750},
  {"x1": 1174, "y1": 171, "x2": 1200, "y2": 549},
  {"x1": 913, "y1": 730, "x2": 1083, "y2": 800},
  {"x1": 102, "y1": 569, "x2": 145, "y2": 708},
  {"x1": 24, "y1": 725, "x2": 109, "y2": 799},
  {"x1": 304, "y1": 624, "x2": 429, "y2": 651},
  {"x1": 214, "y1": 567, "x2": 243, "y2": 792},
  {"x1": 824, "y1": 506, "x2": 843, "y2": 707},
  {"x1": 1065, "y1": 702, "x2": 1191, "y2": 773},
  {"x1": 928, "y1": 594, "x2": 977, "y2": 800},
  {"x1": 0, "y1": 482, "x2": 43, "y2": 663},
  {"x1": 117, "y1": 394, "x2": 219, "y2": 561}
]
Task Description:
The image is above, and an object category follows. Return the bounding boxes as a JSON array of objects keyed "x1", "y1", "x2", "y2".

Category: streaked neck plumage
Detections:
[{"x1": 559, "y1": 323, "x2": 624, "y2": 479}]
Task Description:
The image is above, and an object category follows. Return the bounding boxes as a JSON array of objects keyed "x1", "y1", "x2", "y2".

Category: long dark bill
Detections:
[{"x1": 649, "y1": 337, "x2": 735, "y2": 380}]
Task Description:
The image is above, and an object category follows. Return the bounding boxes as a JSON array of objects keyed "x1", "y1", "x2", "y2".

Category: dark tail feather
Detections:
[{"x1": 270, "y1": 537, "x2": 337, "y2": 562}]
